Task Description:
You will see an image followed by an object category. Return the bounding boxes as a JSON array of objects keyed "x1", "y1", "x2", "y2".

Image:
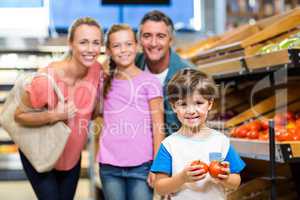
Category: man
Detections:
[{"x1": 136, "y1": 10, "x2": 194, "y2": 136}]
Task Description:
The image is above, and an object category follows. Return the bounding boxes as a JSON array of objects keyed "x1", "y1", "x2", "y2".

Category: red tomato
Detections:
[
  {"x1": 296, "y1": 119, "x2": 300, "y2": 128},
  {"x1": 190, "y1": 160, "x2": 209, "y2": 173},
  {"x1": 274, "y1": 114, "x2": 287, "y2": 126},
  {"x1": 284, "y1": 111, "x2": 295, "y2": 121},
  {"x1": 247, "y1": 130, "x2": 259, "y2": 139},
  {"x1": 236, "y1": 125, "x2": 249, "y2": 138},
  {"x1": 259, "y1": 131, "x2": 269, "y2": 140},
  {"x1": 208, "y1": 161, "x2": 228, "y2": 178},
  {"x1": 297, "y1": 126, "x2": 300, "y2": 135},
  {"x1": 291, "y1": 133, "x2": 300, "y2": 141},
  {"x1": 260, "y1": 119, "x2": 269, "y2": 130},
  {"x1": 287, "y1": 122, "x2": 296, "y2": 130},
  {"x1": 287, "y1": 126, "x2": 296, "y2": 135},
  {"x1": 229, "y1": 128, "x2": 238, "y2": 137},
  {"x1": 276, "y1": 127, "x2": 291, "y2": 141},
  {"x1": 248, "y1": 121, "x2": 262, "y2": 131}
]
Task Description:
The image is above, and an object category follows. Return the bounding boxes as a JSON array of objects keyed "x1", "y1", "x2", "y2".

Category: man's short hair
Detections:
[{"x1": 139, "y1": 10, "x2": 174, "y2": 36}]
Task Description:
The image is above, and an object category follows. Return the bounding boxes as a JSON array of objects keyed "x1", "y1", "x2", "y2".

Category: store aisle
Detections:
[{"x1": 0, "y1": 178, "x2": 90, "y2": 200}]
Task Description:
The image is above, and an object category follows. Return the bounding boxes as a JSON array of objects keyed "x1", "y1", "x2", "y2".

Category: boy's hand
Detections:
[
  {"x1": 147, "y1": 172, "x2": 155, "y2": 188},
  {"x1": 180, "y1": 165, "x2": 207, "y2": 183},
  {"x1": 210, "y1": 161, "x2": 230, "y2": 184}
]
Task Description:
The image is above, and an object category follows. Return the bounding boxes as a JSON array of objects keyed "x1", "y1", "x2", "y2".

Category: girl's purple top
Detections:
[{"x1": 97, "y1": 71, "x2": 163, "y2": 167}]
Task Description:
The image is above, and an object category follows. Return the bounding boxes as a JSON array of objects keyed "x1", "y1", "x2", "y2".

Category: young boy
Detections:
[{"x1": 151, "y1": 69, "x2": 245, "y2": 200}]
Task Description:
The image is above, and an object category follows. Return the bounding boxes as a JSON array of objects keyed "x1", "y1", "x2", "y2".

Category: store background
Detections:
[{"x1": 1, "y1": 0, "x2": 300, "y2": 199}]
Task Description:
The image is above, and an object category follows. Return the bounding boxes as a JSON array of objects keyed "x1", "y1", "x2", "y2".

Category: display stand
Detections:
[{"x1": 269, "y1": 120, "x2": 276, "y2": 200}]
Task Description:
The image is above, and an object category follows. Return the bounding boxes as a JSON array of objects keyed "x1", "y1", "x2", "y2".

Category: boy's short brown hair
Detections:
[{"x1": 167, "y1": 68, "x2": 218, "y2": 105}]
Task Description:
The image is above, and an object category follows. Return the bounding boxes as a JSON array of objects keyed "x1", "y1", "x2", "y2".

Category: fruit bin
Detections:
[
  {"x1": 228, "y1": 120, "x2": 300, "y2": 200},
  {"x1": 230, "y1": 138, "x2": 300, "y2": 163}
]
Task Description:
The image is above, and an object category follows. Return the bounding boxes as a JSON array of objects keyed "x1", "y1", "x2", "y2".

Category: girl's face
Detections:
[
  {"x1": 70, "y1": 24, "x2": 102, "y2": 68},
  {"x1": 173, "y1": 92, "x2": 213, "y2": 133},
  {"x1": 107, "y1": 30, "x2": 137, "y2": 69}
]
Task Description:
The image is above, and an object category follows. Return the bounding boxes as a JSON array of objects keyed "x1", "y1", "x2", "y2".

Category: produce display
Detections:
[
  {"x1": 257, "y1": 32, "x2": 300, "y2": 54},
  {"x1": 230, "y1": 111, "x2": 300, "y2": 141},
  {"x1": 181, "y1": 8, "x2": 300, "y2": 200}
]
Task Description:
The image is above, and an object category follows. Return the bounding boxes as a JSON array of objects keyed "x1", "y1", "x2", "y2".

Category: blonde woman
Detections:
[{"x1": 14, "y1": 17, "x2": 103, "y2": 200}]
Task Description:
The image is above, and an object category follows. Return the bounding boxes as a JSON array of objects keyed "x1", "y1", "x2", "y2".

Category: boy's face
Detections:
[{"x1": 172, "y1": 92, "x2": 213, "y2": 131}]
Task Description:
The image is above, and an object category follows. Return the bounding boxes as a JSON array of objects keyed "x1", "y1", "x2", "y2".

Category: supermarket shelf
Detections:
[
  {"x1": 0, "y1": 44, "x2": 66, "y2": 182},
  {"x1": 0, "y1": 153, "x2": 22, "y2": 170},
  {"x1": 245, "y1": 49, "x2": 300, "y2": 71},
  {"x1": 0, "y1": 67, "x2": 37, "y2": 71},
  {"x1": 230, "y1": 138, "x2": 300, "y2": 163},
  {"x1": 0, "y1": 91, "x2": 8, "y2": 103},
  {"x1": 0, "y1": 47, "x2": 66, "y2": 54},
  {"x1": 0, "y1": 128, "x2": 12, "y2": 142},
  {"x1": 0, "y1": 170, "x2": 27, "y2": 180},
  {"x1": 199, "y1": 49, "x2": 300, "y2": 82}
]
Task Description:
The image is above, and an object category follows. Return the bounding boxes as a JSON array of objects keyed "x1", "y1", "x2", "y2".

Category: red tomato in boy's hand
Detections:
[
  {"x1": 190, "y1": 160, "x2": 209, "y2": 173},
  {"x1": 209, "y1": 161, "x2": 229, "y2": 178}
]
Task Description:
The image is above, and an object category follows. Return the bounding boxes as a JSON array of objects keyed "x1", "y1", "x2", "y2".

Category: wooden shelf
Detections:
[
  {"x1": 197, "y1": 56, "x2": 244, "y2": 76},
  {"x1": 196, "y1": 48, "x2": 300, "y2": 81},
  {"x1": 245, "y1": 49, "x2": 300, "y2": 70}
]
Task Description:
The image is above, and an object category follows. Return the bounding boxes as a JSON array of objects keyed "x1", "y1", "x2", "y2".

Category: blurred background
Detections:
[{"x1": 1, "y1": 0, "x2": 300, "y2": 199}]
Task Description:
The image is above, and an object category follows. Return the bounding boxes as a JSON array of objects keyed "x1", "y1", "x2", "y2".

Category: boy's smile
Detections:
[{"x1": 173, "y1": 92, "x2": 213, "y2": 134}]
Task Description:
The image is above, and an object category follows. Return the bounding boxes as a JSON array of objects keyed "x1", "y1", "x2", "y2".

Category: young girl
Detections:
[
  {"x1": 14, "y1": 17, "x2": 103, "y2": 199},
  {"x1": 97, "y1": 24, "x2": 165, "y2": 200},
  {"x1": 151, "y1": 69, "x2": 245, "y2": 200}
]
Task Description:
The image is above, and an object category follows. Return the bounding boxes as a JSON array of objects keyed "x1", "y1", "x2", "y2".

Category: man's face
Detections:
[{"x1": 139, "y1": 21, "x2": 172, "y2": 64}]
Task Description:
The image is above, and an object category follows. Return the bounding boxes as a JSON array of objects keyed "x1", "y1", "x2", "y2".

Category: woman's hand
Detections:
[{"x1": 52, "y1": 101, "x2": 78, "y2": 122}]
